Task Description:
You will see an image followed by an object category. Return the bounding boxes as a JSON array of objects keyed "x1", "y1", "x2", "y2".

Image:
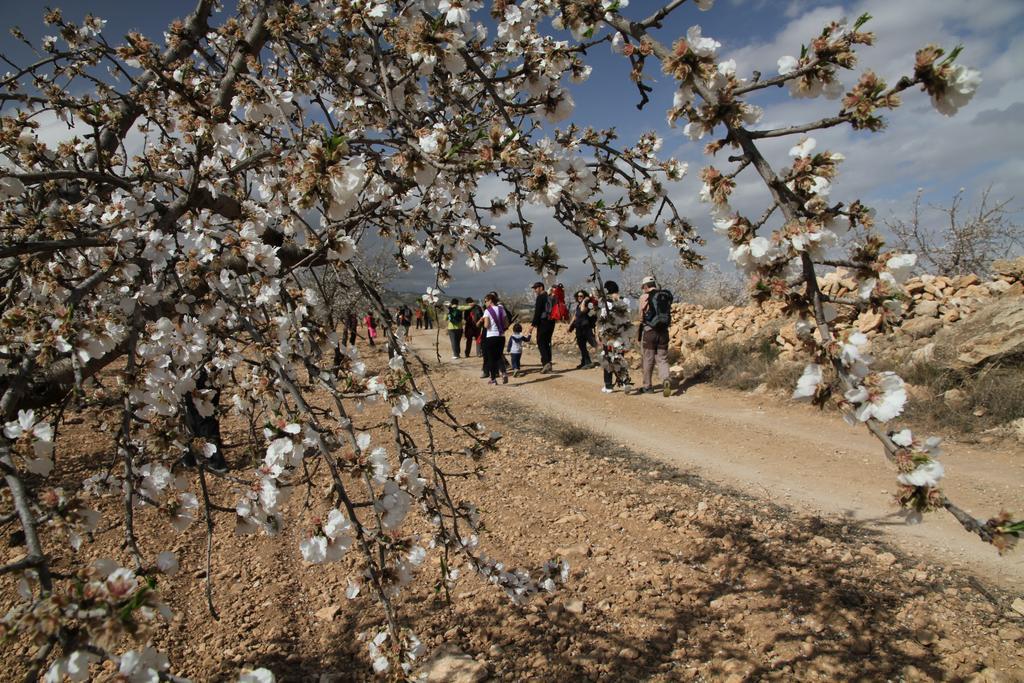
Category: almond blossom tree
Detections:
[{"x1": 0, "y1": 0, "x2": 1018, "y2": 680}]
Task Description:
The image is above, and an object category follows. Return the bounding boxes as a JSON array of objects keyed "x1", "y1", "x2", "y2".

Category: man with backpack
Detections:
[
  {"x1": 446, "y1": 299, "x2": 464, "y2": 360},
  {"x1": 397, "y1": 305, "x2": 413, "y2": 341},
  {"x1": 528, "y1": 281, "x2": 555, "y2": 373},
  {"x1": 637, "y1": 276, "x2": 673, "y2": 396}
]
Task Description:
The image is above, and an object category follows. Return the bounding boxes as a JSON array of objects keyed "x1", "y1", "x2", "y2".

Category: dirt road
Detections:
[{"x1": 411, "y1": 331, "x2": 1024, "y2": 589}]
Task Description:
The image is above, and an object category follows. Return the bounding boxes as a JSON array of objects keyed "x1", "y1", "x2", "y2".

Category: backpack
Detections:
[
  {"x1": 447, "y1": 307, "x2": 462, "y2": 325},
  {"x1": 644, "y1": 289, "x2": 673, "y2": 329},
  {"x1": 549, "y1": 285, "x2": 569, "y2": 321}
]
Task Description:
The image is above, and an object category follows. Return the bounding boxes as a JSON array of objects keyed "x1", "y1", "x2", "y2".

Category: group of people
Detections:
[
  {"x1": 543, "y1": 276, "x2": 673, "y2": 395},
  {"x1": 442, "y1": 292, "x2": 521, "y2": 384},
  {"x1": 440, "y1": 276, "x2": 675, "y2": 396}
]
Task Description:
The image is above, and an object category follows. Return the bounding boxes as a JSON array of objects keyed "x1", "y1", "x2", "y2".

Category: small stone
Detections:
[
  {"x1": 618, "y1": 647, "x2": 640, "y2": 660},
  {"x1": 564, "y1": 598, "x2": 585, "y2": 615},
  {"x1": 875, "y1": 552, "x2": 897, "y2": 567},
  {"x1": 554, "y1": 543, "x2": 590, "y2": 559},
  {"x1": 314, "y1": 604, "x2": 340, "y2": 622},
  {"x1": 418, "y1": 647, "x2": 488, "y2": 683},
  {"x1": 1011, "y1": 597, "x2": 1024, "y2": 617},
  {"x1": 997, "y1": 626, "x2": 1024, "y2": 642}
]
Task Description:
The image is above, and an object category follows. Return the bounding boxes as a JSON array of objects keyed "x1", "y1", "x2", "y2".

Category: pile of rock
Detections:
[
  {"x1": 674, "y1": 256, "x2": 1024, "y2": 370},
  {"x1": 552, "y1": 257, "x2": 1024, "y2": 376}
]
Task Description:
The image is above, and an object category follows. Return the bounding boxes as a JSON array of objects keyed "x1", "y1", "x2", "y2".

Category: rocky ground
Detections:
[{"x1": 2, "y1": 337, "x2": 1023, "y2": 682}]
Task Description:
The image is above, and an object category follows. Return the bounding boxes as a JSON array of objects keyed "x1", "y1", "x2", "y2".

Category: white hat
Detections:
[{"x1": 641, "y1": 275, "x2": 657, "y2": 287}]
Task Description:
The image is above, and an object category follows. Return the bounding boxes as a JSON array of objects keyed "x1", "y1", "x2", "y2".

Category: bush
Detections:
[
  {"x1": 702, "y1": 339, "x2": 778, "y2": 391},
  {"x1": 901, "y1": 362, "x2": 1024, "y2": 435}
]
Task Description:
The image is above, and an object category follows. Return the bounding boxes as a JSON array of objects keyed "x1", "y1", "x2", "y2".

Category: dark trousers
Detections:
[
  {"x1": 343, "y1": 326, "x2": 357, "y2": 345},
  {"x1": 575, "y1": 328, "x2": 595, "y2": 366},
  {"x1": 536, "y1": 321, "x2": 555, "y2": 365},
  {"x1": 598, "y1": 368, "x2": 630, "y2": 389},
  {"x1": 448, "y1": 329, "x2": 462, "y2": 357},
  {"x1": 483, "y1": 336, "x2": 506, "y2": 379},
  {"x1": 510, "y1": 353, "x2": 522, "y2": 370},
  {"x1": 415, "y1": 319, "x2": 422, "y2": 329},
  {"x1": 464, "y1": 329, "x2": 477, "y2": 357}
]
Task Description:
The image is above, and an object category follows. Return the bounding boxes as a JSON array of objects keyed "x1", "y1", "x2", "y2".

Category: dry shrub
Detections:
[
  {"x1": 702, "y1": 338, "x2": 780, "y2": 391},
  {"x1": 901, "y1": 362, "x2": 1024, "y2": 435}
]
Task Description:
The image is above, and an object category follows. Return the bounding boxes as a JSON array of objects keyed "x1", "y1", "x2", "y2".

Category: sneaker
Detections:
[
  {"x1": 502, "y1": 375, "x2": 508, "y2": 384},
  {"x1": 488, "y1": 379, "x2": 497, "y2": 385},
  {"x1": 451, "y1": 355, "x2": 460, "y2": 361},
  {"x1": 541, "y1": 362, "x2": 553, "y2": 374},
  {"x1": 601, "y1": 387, "x2": 614, "y2": 394},
  {"x1": 663, "y1": 381, "x2": 672, "y2": 397},
  {"x1": 207, "y1": 460, "x2": 228, "y2": 474},
  {"x1": 512, "y1": 370, "x2": 520, "y2": 377},
  {"x1": 575, "y1": 363, "x2": 585, "y2": 369},
  {"x1": 480, "y1": 372, "x2": 487, "y2": 378}
]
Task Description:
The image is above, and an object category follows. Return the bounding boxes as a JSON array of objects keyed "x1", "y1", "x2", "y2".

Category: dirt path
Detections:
[{"x1": 410, "y1": 330, "x2": 1024, "y2": 589}]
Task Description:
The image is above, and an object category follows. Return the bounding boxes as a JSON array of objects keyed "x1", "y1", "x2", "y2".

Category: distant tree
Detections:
[
  {"x1": 624, "y1": 255, "x2": 745, "y2": 309},
  {"x1": 888, "y1": 187, "x2": 1023, "y2": 277}
]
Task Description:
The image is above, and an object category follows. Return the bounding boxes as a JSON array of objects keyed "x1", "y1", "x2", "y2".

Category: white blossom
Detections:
[
  {"x1": 792, "y1": 364, "x2": 823, "y2": 399},
  {"x1": 932, "y1": 64, "x2": 982, "y2": 116}
]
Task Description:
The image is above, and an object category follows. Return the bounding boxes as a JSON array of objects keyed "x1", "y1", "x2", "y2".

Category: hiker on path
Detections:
[
  {"x1": 462, "y1": 297, "x2": 484, "y2": 359},
  {"x1": 506, "y1": 323, "x2": 531, "y2": 377},
  {"x1": 398, "y1": 304, "x2": 413, "y2": 342},
  {"x1": 529, "y1": 281, "x2": 555, "y2": 373},
  {"x1": 343, "y1": 311, "x2": 358, "y2": 346},
  {"x1": 638, "y1": 276, "x2": 673, "y2": 396},
  {"x1": 567, "y1": 289, "x2": 598, "y2": 369},
  {"x1": 480, "y1": 291, "x2": 510, "y2": 384},
  {"x1": 181, "y1": 368, "x2": 228, "y2": 472},
  {"x1": 597, "y1": 280, "x2": 634, "y2": 394},
  {"x1": 446, "y1": 299, "x2": 464, "y2": 359},
  {"x1": 364, "y1": 312, "x2": 378, "y2": 348},
  {"x1": 414, "y1": 306, "x2": 423, "y2": 330},
  {"x1": 423, "y1": 302, "x2": 435, "y2": 330}
]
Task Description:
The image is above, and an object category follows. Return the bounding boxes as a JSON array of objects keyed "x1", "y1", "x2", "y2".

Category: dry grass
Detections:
[
  {"x1": 701, "y1": 338, "x2": 803, "y2": 393},
  {"x1": 900, "y1": 361, "x2": 1024, "y2": 435},
  {"x1": 699, "y1": 340, "x2": 1023, "y2": 439}
]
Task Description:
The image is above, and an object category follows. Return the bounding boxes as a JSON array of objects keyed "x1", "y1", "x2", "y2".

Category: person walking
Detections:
[
  {"x1": 364, "y1": 312, "x2": 378, "y2": 348},
  {"x1": 506, "y1": 323, "x2": 531, "y2": 377},
  {"x1": 446, "y1": 299, "x2": 464, "y2": 359},
  {"x1": 567, "y1": 289, "x2": 598, "y2": 369},
  {"x1": 414, "y1": 306, "x2": 423, "y2": 330},
  {"x1": 597, "y1": 280, "x2": 634, "y2": 394},
  {"x1": 462, "y1": 297, "x2": 483, "y2": 359},
  {"x1": 637, "y1": 276, "x2": 673, "y2": 396},
  {"x1": 423, "y1": 302, "x2": 434, "y2": 330},
  {"x1": 343, "y1": 310, "x2": 358, "y2": 346},
  {"x1": 480, "y1": 291, "x2": 509, "y2": 384},
  {"x1": 398, "y1": 304, "x2": 413, "y2": 342},
  {"x1": 528, "y1": 281, "x2": 555, "y2": 373}
]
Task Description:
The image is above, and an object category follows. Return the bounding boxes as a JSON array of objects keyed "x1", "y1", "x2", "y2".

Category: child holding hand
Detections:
[{"x1": 506, "y1": 323, "x2": 531, "y2": 377}]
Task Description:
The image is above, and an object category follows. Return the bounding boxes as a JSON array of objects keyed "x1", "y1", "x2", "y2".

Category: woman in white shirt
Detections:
[{"x1": 480, "y1": 291, "x2": 509, "y2": 385}]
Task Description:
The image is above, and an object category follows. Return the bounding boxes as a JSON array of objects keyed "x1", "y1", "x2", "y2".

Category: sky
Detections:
[{"x1": 3, "y1": 0, "x2": 1022, "y2": 297}]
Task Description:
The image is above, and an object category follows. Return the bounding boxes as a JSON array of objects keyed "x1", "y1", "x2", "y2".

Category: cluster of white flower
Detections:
[{"x1": 4, "y1": 409, "x2": 55, "y2": 476}]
